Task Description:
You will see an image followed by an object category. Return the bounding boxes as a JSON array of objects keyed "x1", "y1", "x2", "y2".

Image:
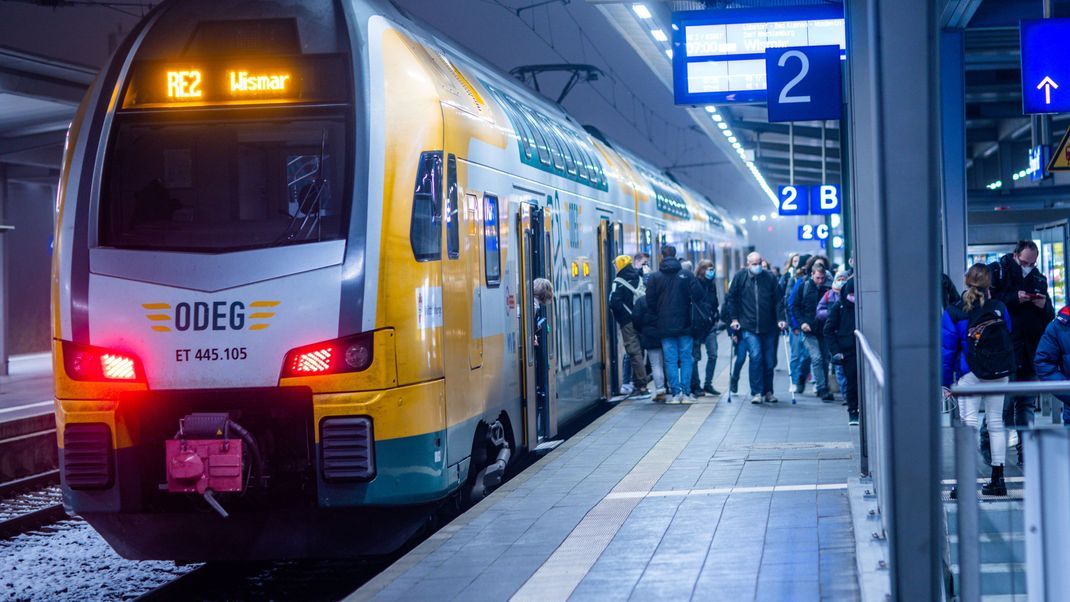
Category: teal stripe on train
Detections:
[{"x1": 316, "y1": 429, "x2": 450, "y2": 506}]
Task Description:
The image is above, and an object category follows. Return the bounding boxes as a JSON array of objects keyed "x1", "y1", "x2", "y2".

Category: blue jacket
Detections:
[
  {"x1": 1034, "y1": 306, "x2": 1070, "y2": 404},
  {"x1": 941, "y1": 299, "x2": 1013, "y2": 387}
]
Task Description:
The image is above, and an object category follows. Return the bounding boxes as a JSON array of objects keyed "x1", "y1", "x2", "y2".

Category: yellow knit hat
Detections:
[{"x1": 614, "y1": 254, "x2": 633, "y2": 271}]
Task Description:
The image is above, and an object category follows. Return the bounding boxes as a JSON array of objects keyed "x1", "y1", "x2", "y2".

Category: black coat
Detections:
[
  {"x1": 824, "y1": 298, "x2": 856, "y2": 357},
  {"x1": 691, "y1": 277, "x2": 721, "y2": 339},
  {"x1": 724, "y1": 268, "x2": 785, "y2": 334},
  {"x1": 609, "y1": 265, "x2": 641, "y2": 326},
  {"x1": 644, "y1": 257, "x2": 704, "y2": 339},
  {"x1": 792, "y1": 277, "x2": 830, "y2": 332},
  {"x1": 988, "y1": 253, "x2": 1055, "y2": 347},
  {"x1": 633, "y1": 295, "x2": 662, "y2": 350}
]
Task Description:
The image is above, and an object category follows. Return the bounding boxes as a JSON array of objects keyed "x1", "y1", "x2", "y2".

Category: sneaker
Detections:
[
  {"x1": 819, "y1": 391, "x2": 835, "y2": 402},
  {"x1": 692, "y1": 389, "x2": 706, "y2": 398},
  {"x1": 848, "y1": 414, "x2": 860, "y2": 426},
  {"x1": 750, "y1": 394, "x2": 763, "y2": 405},
  {"x1": 653, "y1": 393, "x2": 668, "y2": 403},
  {"x1": 665, "y1": 394, "x2": 682, "y2": 404},
  {"x1": 765, "y1": 393, "x2": 778, "y2": 403},
  {"x1": 729, "y1": 378, "x2": 739, "y2": 394},
  {"x1": 634, "y1": 386, "x2": 650, "y2": 397},
  {"x1": 788, "y1": 383, "x2": 797, "y2": 394},
  {"x1": 620, "y1": 383, "x2": 635, "y2": 396},
  {"x1": 703, "y1": 385, "x2": 721, "y2": 396},
  {"x1": 683, "y1": 394, "x2": 697, "y2": 403}
]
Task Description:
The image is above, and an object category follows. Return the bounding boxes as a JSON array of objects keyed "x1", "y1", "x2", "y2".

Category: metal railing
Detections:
[{"x1": 854, "y1": 330, "x2": 890, "y2": 538}]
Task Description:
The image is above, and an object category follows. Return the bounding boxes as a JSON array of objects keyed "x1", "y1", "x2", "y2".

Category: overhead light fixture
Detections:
[
  {"x1": 712, "y1": 114, "x2": 723, "y2": 122},
  {"x1": 705, "y1": 106, "x2": 717, "y2": 114},
  {"x1": 769, "y1": 212, "x2": 777, "y2": 219},
  {"x1": 739, "y1": 218, "x2": 747, "y2": 224},
  {"x1": 728, "y1": 136, "x2": 737, "y2": 143},
  {"x1": 717, "y1": 122, "x2": 728, "y2": 130},
  {"x1": 759, "y1": 215, "x2": 767, "y2": 222},
  {"x1": 752, "y1": 215, "x2": 759, "y2": 221},
  {"x1": 665, "y1": 49, "x2": 673, "y2": 59},
  {"x1": 651, "y1": 29, "x2": 668, "y2": 42},
  {"x1": 722, "y1": 129, "x2": 733, "y2": 137},
  {"x1": 732, "y1": 142, "x2": 742, "y2": 149},
  {"x1": 632, "y1": 3, "x2": 652, "y2": 19}
]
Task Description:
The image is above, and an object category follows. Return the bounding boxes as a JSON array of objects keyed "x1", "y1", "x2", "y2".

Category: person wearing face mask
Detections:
[
  {"x1": 793, "y1": 266, "x2": 834, "y2": 401},
  {"x1": 724, "y1": 252, "x2": 787, "y2": 404},
  {"x1": 785, "y1": 254, "x2": 815, "y2": 393},
  {"x1": 825, "y1": 279, "x2": 860, "y2": 425},
  {"x1": 645, "y1": 245, "x2": 705, "y2": 403},
  {"x1": 984, "y1": 240, "x2": 1054, "y2": 468},
  {"x1": 690, "y1": 259, "x2": 721, "y2": 396},
  {"x1": 609, "y1": 254, "x2": 649, "y2": 397},
  {"x1": 818, "y1": 272, "x2": 853, "y2": 400}
]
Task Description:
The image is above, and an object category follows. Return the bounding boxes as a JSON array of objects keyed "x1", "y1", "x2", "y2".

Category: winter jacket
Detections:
[
  {"x1": 633, "y1": 294, "x2": 662, "y2": 350},
  {"x1": 823, "y1": 294, "x2": 856, "y2": 358},
  {"x1": 816, "y1": 289, "x2": 839, "y2": 322},
  {"x1": 723, "y1": 268, "x2": 785, "y2": 335},
  {"x1": 942, "y1": 274, "x2": 960, "y2": 308},
  {"x1": 1034, "y1": 306, "x2": 1070, "y2": 404},
  {"x1": 785, "y1": 278, "x2": 805, "y2": 328},
  {"x1": 792, "y1": 277, "x2": 830, "y2": 332},
  {"x1": 644, "y1": 257, "x2": 704, "y2": 339},
  {"x1": 940, "y1": 298, "x2": 1014, "y2": 387},
  {"x1": 609, "y1": 265, "x2": 642, "y2": 326},
  {"x1": 988, "y1": 253, "x2": 1054, "y2": 347},
  {"x1": 691, "y1": 277, "x2": 721, "y2": 339}
]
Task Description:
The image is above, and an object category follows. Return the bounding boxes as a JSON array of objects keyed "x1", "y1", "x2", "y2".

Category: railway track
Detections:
[{"x1": 0, "y1": 410, "x2": 66, "y2": 539}]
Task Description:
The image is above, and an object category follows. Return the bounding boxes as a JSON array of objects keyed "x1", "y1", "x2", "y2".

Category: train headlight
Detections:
[
  {"x1": 61, "y1": 341, "x2": 145, "y2": 382},
  {"x1": 281, "y1": 332, "x2": 374, "y2": 378}
]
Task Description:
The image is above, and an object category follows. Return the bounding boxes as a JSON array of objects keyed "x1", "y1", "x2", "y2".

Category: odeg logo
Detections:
[{"x1": 142, "y1": 300, "x2": 279, "y2": 333}]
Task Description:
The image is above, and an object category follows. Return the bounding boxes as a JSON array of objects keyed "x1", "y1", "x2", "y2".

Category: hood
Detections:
[
  {"x1": 659, "y1": 257, "x2": 682, "y2": 274},
  {"x1": 841, "y1": 278, "x2": 855, "y2": 302},
  {"x1": 1058, "y1": 306, "x2": 1070, "y2": 325},
  {"x1": 618, "y1": 264, "x2": 640, "y2": 282}
]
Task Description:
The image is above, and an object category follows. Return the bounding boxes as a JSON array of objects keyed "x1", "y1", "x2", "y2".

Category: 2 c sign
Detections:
[
  {"x1": 778, "y1": 185, "x2": 810, "y2": 216},
  {"x1": 798, "y1": 224, "x2": 830, "y2": 241}
]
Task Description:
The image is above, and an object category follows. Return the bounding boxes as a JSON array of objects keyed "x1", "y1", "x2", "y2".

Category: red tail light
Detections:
[
  {"x1": 62, "y1": 341, "x2": 145, "y2": 382},
  {"x1": 281, "y1": 332, "x2": 373, "y2": 378}
]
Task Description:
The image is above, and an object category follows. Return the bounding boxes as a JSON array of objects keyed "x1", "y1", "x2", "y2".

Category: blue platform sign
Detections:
[
  {"x1": 1021, "y1": 19, "x2": 1070, "y2": 114},
  {"x1": 798, "y1": 223, "x2": 830, "y2": 241},
  {"x1": 809, "y1": 184, "x2": 841, "y2": 215},
  {"x1": 671, "y1": 5, "x2": 845, "y2": 105},
  {"x1": 778, "y1": 185, "x2": 809, "y2": 216},
  {"x1": 765, "y1": 45, "x2": 843, "y2": 123}
]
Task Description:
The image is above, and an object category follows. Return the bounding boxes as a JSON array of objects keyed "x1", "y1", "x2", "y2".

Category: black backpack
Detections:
[{"x1": 965, "y1": 304, "x2": 1015, "y2": 380}]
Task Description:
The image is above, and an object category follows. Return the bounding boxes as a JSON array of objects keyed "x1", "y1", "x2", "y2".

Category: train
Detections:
[{"x1": 51, "y1": 0, "x2": 749, "y2": 560}]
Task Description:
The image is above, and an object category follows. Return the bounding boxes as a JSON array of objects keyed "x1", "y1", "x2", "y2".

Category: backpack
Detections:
[{"x1": 965, "y1": 304, "x2": 1015, "y2": 380}]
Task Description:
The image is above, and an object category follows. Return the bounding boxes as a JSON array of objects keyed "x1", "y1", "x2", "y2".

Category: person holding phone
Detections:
[{"x1": 985, "y1": 240, "x2": 1055, "y2": 467}]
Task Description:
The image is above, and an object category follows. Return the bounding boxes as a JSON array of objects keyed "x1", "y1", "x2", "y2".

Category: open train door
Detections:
[
  {"x1": 517, "y1": 202, "x2": 558, "y2": 449},
  {"x1": 597, "y1": 219, "x2": 621, "y2": 398}
]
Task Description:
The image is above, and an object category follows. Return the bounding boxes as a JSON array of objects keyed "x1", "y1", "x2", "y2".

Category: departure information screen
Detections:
[{"x1": 672, "y1": 6, "x2": 845, "y2": 104}]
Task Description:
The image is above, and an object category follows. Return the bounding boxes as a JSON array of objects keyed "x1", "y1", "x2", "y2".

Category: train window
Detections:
[
  {"x1": 556, "y1": 128, "x2": 578, "y2": 176},
  {"x1": 559, "y1": 295, "x2": 571, "y2": 370},
  {"x1": 100, "y1": 116, "x2": 350, "y2": 253},
  {"x1": 545, "y1": 126, "x2": 567, "y2": 172},
  {"x1": 409, "y1": 151, "x2": 443, "y2": 261},
  {"x1": 446, "y1": 154, "x2": 460, "y2": 260},
  {"x1": 583, "y1": 293, "x2": 594, "y2": 359},
  {"x1": 483, "y1": 194, "x2": 501, "y2": 286},
  {"x1": 574, "y1": 145, "x2": 591, "y2": 181},
  {"x1": 519, "y1": 105, "x2": 552, "y2": 167},
  {"x1": 572, "y1": 293, "x2": 583, "y2": 365}
]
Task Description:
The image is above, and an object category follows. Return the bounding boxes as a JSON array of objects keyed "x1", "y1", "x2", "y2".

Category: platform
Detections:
[
  {"x1": 0, "y1": 353, "x2": 54, "y2": 421},
  {"x1": 352, "y1": 336, "x2": 862, "y2": 601}
]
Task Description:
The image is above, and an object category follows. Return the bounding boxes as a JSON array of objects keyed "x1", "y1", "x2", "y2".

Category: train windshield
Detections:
[{"x1": 100, "y1": 115, "x2": 348, "y2": 253}]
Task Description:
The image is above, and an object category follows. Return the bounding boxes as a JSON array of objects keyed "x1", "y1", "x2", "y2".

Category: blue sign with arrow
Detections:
[{"x1": 1021, "y1": 19, "x2": 1070, "y2": 114}]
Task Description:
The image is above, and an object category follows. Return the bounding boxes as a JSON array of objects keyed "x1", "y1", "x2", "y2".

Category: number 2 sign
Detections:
[
  {"x1": 765, "y1": 45, "x2": 843, "y2": 123},
  {"x1": 778, "y1": 185, "x2": 809, "y2": 216}
]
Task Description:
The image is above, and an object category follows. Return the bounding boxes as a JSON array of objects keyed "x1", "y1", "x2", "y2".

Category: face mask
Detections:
[
  {"x1": 846, "y1": 294, "x2": 856, "y2": 303},
  {"x1": 705, "y1": 270, "x2": 715, "y2": 280},
  {"x1": 1022, "y1": 266, "x2": 1034, "y2": 277},
  {"x1": 749, "y1": 265, "x2": 762, "y2": 275},
  {"x1": 642, "y1": 265, "x2": 651, "y2": 275}
]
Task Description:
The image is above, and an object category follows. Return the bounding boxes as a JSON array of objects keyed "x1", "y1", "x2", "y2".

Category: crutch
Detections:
[
  {"x1": 724, "y1": 332, "x2": 734, "y2": 404},
  {"x1": 782, "y1": 331, "x2": 797, "y2": 404}
]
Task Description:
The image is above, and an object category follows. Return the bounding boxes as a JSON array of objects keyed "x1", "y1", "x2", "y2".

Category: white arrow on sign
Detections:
[{"x1": 1038, "y1": 76, "x2": 1059, "y2": 105}]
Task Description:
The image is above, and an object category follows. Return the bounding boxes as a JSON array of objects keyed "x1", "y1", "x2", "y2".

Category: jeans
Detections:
[
  {"x1": 834, "y1": 364, "x2": 848, "y2": 398},
  {"x1": 661, "y1": 336, "x2": 694, "y2": 396},
  {"x1": 803, "y1": 334, "x2": 829, "y2": 393},
  {"x1": 620, "y1": 323, "x2": 648, "y2": 387},
  {"x1": 690, "y1": 330, "x2": 720, "y2": 392},
  {"x1": 647, "y1": 348, "x2": 665, "y2": 392},
  {"x1": 789, "y1": 330, "x2": 810, "y2": 382},
  {"x1": 731, "y1": 336, "x2": 747, "y2": 385},
  {"x1": 958, "y1": 372, "x2": 1009, "y2": 466},
  {"x1": 741, "y1": 330, "x2": 777, "y2": 396},
  {"x1": 842, "y1": 353, "x2": 859, "y2": 417}
]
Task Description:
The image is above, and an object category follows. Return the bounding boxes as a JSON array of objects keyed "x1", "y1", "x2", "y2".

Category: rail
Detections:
[
  {"x1": 950, "y1": 380, "x2": 1070, "y2": 396},
  {"x1": 853, "y1": 330, "x2": 889, "y2": 541}
]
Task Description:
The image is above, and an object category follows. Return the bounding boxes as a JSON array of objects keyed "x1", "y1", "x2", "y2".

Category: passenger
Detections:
[
  {"x1": 942, "y1": 273, "x2": 961, "y2": 308},
  {"x1": 633, "y1": 252, "x2": 652, "y2": 276},
  {"x1": 1033, "y1": 305, "x2": 1070, "y2": 423},
  {"x1": 985, "y1": 240, "x2": 1053, "y2": 467},
  {"x1": 818, "y1": 272, "x2": 853, "y2": 400},
  {"x1": 532, "y1": 278, "x2": 553, "y2": 348},
  {"x1": 786, "y1": 254, "x2": 813, "y2": 393},
  {"x1": 645, "y1": 245, "x2": 704, "y2": 403},
  {"x1": 825, "y1": 279, "x2": 859, "y2": 425},
  {"x1": 942, "y1": 264, "x2": 1014, "y2": 498},
  {"x1": 690, "y1": 259, "x2": 720, "y2": 396},
  {"x1": 724, "y1": 252, "x2": 787, "y2": 404},
  {"x1": 634, "y1": 278, "x2": 667, "y2": 401},
  {"x1": 609, "y1": 254, "x2": 649, "y2": 397},
  {"x1": 793, "y1": 266, "x2": 834, "y2": 401},
  {"x1": 780, "y1": 253, "x2": 801, "y2": 293}
]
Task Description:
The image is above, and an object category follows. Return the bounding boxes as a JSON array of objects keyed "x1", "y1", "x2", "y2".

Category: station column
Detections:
[{"x1": 844, "y1": 1, "x2": 942, "y2": 600}]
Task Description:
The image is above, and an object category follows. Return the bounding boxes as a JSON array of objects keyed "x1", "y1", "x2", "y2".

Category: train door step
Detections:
[{"x1": 533, "y1": 440, "x2": 562, "y2": 453}]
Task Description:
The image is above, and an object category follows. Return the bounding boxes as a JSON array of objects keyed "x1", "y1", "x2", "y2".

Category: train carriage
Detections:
[{"x1": 52, "y1": 0, "x2": 747, "y2": 560}]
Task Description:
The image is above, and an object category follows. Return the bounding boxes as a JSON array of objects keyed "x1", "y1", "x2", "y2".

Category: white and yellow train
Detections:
[{"x1": 52, "y1": 0, "x2": 748, "y2": 560}]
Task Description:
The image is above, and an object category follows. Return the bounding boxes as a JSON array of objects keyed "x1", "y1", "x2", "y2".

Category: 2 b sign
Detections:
[
  {"x1": 798, "y1": 223, "x2": 830, "y2": 241},
  {"x1": 778, "y1": 184, "x2": 840, "y2": 216}
]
